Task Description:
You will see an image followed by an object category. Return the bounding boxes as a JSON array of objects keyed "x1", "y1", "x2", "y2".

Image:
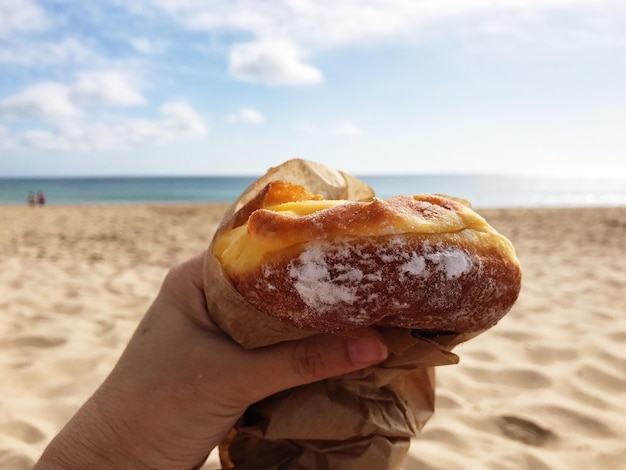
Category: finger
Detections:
[
  {"x1": 161, "y1": 252, "x2": 206, "y2": 297},
  {"x1": 158, "y1": 253, "x2": 213, "y2": 328},
  {"x1": 241, "y1": 333, "x2": 388, "y2": 403}
]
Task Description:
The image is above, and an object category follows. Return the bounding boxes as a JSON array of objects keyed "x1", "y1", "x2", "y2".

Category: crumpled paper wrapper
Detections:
[{"x1": 203, "y1": 159, "x2": 484, "y2": 469}]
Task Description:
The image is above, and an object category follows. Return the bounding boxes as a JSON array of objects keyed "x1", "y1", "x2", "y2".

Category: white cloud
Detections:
[
  {"x1": 72, "y1": 70, "x2": 146, "y2": 106},
  {"x1": 228, "y1": 40, "x2": 323, "y2": 85},
  {"x1": 0, "y1": 82, "x2": 80, "y2": 120},
  {"x1": 123, "y1": 0, "x2": 626, "y2": 86},
  {"x1": 135, "y1": 1, "x2": 626, "y2": 49},
  {"x1": 18, "y1": 128, "x2": 75, "y2": 151},
  {"x1": 226, "y1": 107, "x2": 265, "y2": 124},
  {"x1": 0, "y1": 72, "x2": 206, "y2": 152},
  {"x1": 157, "y1": 101, "x2": 208, "y2": 137},
  {"x1": 0, "y1": 70, "x2": 146, "y2": 123},
  {"x1": 0, "y1": 37, "x2": 99, "y2": 66},
  {"x1": 130, "y1": 36, "x2": 168, "y2": 54},
  {"x1": 0, "y1": 0, "x2": 51, "y2": 37},
  {"x1": 2, "y1": 101, "x2": 208, "y2": 152}
]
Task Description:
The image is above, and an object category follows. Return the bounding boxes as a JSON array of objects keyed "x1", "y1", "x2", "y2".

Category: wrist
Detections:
[{"x1": 35, "y1": 393, "x2": 147, "y2": 470}]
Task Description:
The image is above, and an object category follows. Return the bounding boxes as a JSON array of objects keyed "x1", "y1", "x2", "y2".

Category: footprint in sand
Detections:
[
  {"x1": 434, "y1": 391, "x2": 465, "y2": 410},
  {"x1": 0, "y1": 420, "x2": 46, "y2": 444},
  {"x1": 462, "y1": 366, "x2": 552, "y2": 389},
  {"x1": 8, "y1": 360, "x2": 32, "y2": 370},
  {"x1": 418, "y1": 427, "x2": 469, "y2": 450},
  {"x1": 606, "y1": 329, "x2": 626, "y2": 344},
  {"x1": 524, "y1": 344, "x2": 578, "y2": 363},
  {"x1": 575, "y1": 362, "x2": 626, "y2": 392},
  {"x1": 52, "y1": 357, "x2": 100, "y2": 376},
  {"x1": 0, "y1": 452, "x2": 34, "y2": 470},
  {"x1": 526, "y1": 404, "x2": 616, "y2": 438},
  {"x1": 496, "y1": 415, "x2": 556, "y2": 447},
  {"x1": 495, "y1": 329, "x2": 536, "y2": 342},
  {"x1": 50, "y1": 301, "x2": 85, "y2": 316},
  {"x1": 0, "y1": 336, "x2": 67, "y2": 349}
]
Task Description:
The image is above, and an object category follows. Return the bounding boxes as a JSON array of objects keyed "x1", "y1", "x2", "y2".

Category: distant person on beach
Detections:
[
  {"x1": 37, "y1": 191, "x2": 46, "y2": 206},
  {"x1": 28, "y1": 192, "x2": 36, "y2": 207},
  {"x1": 33, "y1": 253, "x2": 388, "y2": 469}
]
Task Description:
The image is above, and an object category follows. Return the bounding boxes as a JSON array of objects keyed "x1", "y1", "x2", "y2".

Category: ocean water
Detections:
[{"x1": 1, "y1": 174, "x2": 625, "y2": 208}]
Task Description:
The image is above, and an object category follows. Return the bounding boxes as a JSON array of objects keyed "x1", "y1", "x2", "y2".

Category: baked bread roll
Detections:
[{"x1": 212, "y1": 181, "x2": 521, "y2": 334}]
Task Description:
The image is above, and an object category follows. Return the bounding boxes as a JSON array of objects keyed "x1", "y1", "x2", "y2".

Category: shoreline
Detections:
[
  {"x1": 0, "y1": 201, "x2": 626, "y2": 213},
  {"x1": 2, "y1": 173, "x2": 626, "y2": 209},
  {"x1": 1, "y1": 204, "x2": 625, "y2": 469}
]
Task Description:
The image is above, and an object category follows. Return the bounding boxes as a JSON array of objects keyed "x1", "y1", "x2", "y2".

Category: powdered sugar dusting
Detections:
[
  {"x1": 242, "y1": 231, "x2": 521, "y2": 333},
  {"x1": 287, "y1": 239, "x2": 473, "y2": 316},
  {"x1": 399, "y1": 253, "x2": 426, "y2": 276},
  {"x1": 289, "y1": 245, "x2": 359, "y2": 309},
  {"x1": 399, "y1": 243, "x2": 473, "y2": 280},
  {"x1": 426, "y1": 248, "x2": 473, "y2": 278}
]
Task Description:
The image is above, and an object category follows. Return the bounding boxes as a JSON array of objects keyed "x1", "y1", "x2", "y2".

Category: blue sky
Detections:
[{"x1": 1, "y1": 0, "x2": 625, "y2": 177}]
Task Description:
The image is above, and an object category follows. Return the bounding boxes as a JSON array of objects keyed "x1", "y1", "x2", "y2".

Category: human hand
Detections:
[{"x1": 35, "y1": 253, "x2": 388, "y2": 469}]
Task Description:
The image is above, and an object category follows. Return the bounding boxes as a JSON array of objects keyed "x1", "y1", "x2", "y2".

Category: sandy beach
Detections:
[{"x1": 0, "y1": 203, "x2": 624, "y2": 469}]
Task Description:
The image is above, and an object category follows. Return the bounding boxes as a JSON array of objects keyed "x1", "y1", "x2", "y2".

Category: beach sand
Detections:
[{"x1": 0, "y1": 204, "x2": 624, "y2": 469}]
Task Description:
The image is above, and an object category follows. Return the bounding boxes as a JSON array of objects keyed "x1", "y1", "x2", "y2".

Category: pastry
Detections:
[{"x1": 212, "y1": 181, "x2": 521, "y2": 333}]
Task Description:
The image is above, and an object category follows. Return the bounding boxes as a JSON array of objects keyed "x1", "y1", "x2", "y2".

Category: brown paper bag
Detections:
[{"x1": 203, "y1": 159, "x2": 484, "y2": 469}]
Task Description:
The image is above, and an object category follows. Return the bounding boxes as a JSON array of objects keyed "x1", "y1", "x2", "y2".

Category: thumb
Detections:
[{"x1": 243, "y1": 333, "x2": 388, "y2": 403}]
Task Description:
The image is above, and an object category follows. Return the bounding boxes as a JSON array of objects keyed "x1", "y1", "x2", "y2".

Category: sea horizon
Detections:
[{"x1": 1, "y1": 173, "x2": 625, "y2": 209}]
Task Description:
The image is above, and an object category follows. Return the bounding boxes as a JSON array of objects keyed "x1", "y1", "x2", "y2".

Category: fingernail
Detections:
[{"x1": 347, "y1": 337, "x2": 388, "y2": 366}]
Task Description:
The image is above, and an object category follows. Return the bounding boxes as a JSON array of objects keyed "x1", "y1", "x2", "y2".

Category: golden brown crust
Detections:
[
  {"x1": 213, "y1": 182, "x2": 522, "y2": 333},
  {"x1": 247, "y1": 194, "x2": 471, "y2": 240},
  {"x1": 227, "y1": 180, "x2": 323, "y2": 230}
]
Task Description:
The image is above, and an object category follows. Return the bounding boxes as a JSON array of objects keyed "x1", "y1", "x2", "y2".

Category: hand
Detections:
[{"x1": 35, "y1": 253, "x2": 388, "y2": 470}]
